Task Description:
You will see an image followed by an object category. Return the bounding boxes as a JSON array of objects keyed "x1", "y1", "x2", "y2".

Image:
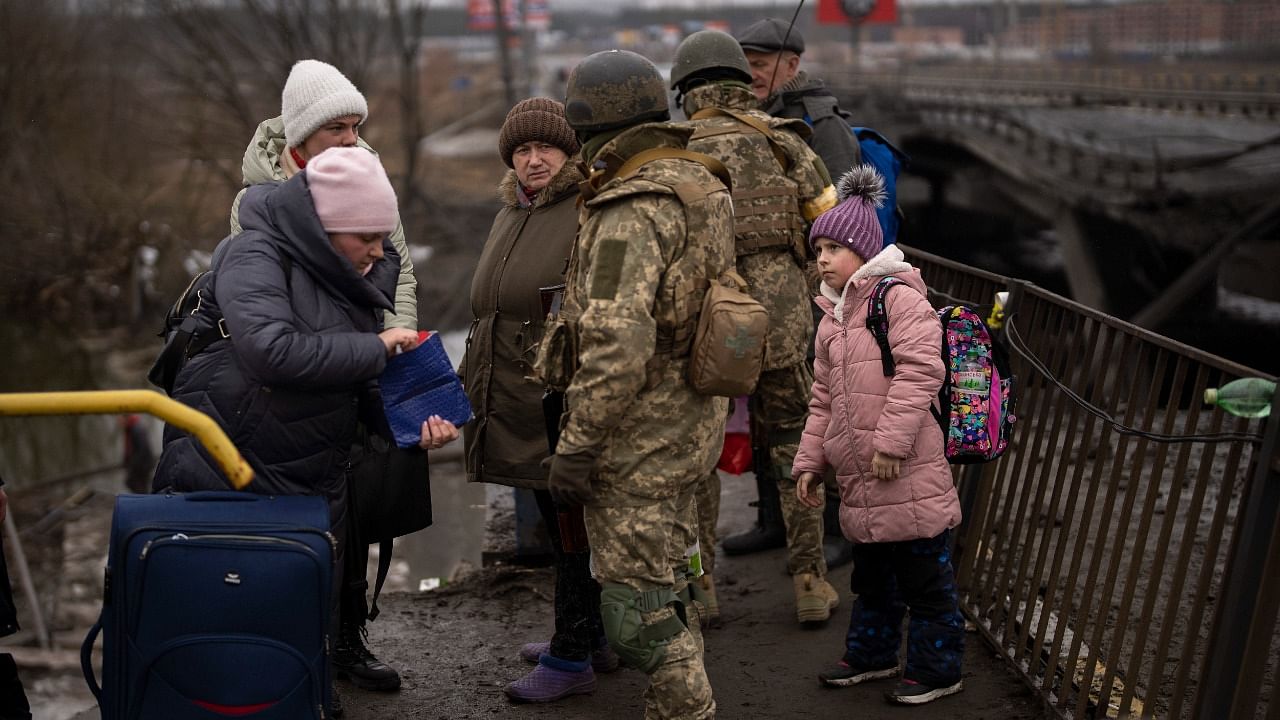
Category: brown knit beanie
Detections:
[{"x1": 498, "y1": 98, "x2": 580, "y2": 168}]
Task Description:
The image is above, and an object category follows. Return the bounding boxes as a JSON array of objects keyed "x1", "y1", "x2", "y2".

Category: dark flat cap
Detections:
[{"x1": 736, "y1": 18, "x2": 805, "y2": 55}]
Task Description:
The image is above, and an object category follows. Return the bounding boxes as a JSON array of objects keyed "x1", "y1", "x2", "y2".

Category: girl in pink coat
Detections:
[{"x1": 794, "y1": 165, "x2": 965, "y2": 706}]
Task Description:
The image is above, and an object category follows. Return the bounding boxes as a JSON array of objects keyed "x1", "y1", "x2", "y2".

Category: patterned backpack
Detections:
[{"x1": 866, "y1": 277, "x2": 1016, "y2": 464}]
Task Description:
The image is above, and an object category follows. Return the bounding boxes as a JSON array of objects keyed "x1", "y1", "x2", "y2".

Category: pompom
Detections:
[{"x1": 835, "y1": 164, "x2": 887, "y2": 208}]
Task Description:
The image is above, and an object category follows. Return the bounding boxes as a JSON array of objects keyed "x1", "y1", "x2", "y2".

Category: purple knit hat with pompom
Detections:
[{"x1": 808, "y1": 164, "x2": 887, "y2": 261}]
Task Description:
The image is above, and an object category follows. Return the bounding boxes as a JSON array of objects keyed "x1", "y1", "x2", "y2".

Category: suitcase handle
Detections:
[
  {"x1": 182, "y1": 491, "x2": 263, "y2": 503},
  {"x1": 81, "y1": 620, "x2": 102, "y2": 700}
]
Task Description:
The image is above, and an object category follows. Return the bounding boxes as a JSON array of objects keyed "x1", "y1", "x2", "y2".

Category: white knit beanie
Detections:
[
  {"x1": 307, "y1": 147, "x2": 399, "y2": 234},
  {"x1": 281, "y1": 60, "x2": 369, "y2": 149}
]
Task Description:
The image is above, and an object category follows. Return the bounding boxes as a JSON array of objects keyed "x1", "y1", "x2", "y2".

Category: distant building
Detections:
[{"x1": 1001, "y1": 0, "x2": 1280, "y2": 58}]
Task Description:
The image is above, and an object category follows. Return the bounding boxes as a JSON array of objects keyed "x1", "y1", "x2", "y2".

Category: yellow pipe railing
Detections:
[{"x1": 0, "y1": 390, "x2": 253, "y2": 490}]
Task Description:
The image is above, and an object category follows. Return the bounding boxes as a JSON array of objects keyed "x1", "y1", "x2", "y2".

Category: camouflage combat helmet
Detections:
[
  {"x1": 564, "y1": 50, "x2": 670, "y2": 134},
  {"x1": 670, "y1": 29, "x2": 752, "y2": 91}
]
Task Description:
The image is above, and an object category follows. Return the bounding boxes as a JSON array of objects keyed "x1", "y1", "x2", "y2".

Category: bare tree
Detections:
[
  {"x1": 387, "y1": 0, "x2": 429, "y2": 210},
  {"x1": 141, "y1": 0, "x2": 384, "y2": 190}
]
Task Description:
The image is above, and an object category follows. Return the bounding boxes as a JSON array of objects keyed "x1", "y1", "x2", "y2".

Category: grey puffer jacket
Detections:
[
  {"x1": 764, "y1": 71, "x2": 861, "y2": 181},
  {"x1": 153, "y1": 171, "x2": 397, "y2": 515}
]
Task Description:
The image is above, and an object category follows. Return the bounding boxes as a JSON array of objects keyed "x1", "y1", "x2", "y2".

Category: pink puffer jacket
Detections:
[{"x1": 793, "y1": 246, "x2": 960, "y2": 544}]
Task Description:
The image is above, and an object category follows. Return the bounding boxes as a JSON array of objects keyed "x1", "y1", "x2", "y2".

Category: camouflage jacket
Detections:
[
  {"x1": 680, "y1": 82, "x2": 837, "y2": 370},
  {"x1": 547, "y1": 123, "x2": 735, "y2": 502},
  {"x1": 229, "y1": 116, "x2": 418, "y2": 330}
]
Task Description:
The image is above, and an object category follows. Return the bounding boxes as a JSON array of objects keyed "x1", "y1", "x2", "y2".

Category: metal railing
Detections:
[
  {"x1": 901, "y1": 244, "x2": 1279, "y2": 719},
  {"x1": 0, "y1": 390, "x2": 254, "y2": 490}
]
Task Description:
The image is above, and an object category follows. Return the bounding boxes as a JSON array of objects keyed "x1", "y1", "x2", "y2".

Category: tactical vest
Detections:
[
  {"x1": 688, "y1": 107, "x2": 807, "y2": 261},
  {"x1": 593, "y1": 148, "x2": 734, "y2": 360}
]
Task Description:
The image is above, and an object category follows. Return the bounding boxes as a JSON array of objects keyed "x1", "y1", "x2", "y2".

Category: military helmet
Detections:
[
  {"x1": 670, "y1": 30, "x2": 753, "y2": 90},
  {"x1": 564, "y1": 50, "x2": 670, "y2": 134}
]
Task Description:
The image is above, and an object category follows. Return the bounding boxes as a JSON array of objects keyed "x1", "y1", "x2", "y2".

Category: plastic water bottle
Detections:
[
  {"x1": 1204, "y1": 378, "x2": 1276, "y2": 418},
  {"x1": 687, "y1": 541, "x2": 704, "y2": 578}
]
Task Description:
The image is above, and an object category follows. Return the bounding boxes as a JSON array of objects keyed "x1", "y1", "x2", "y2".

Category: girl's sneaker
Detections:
[
  {"x1": 818, "y1": 660, "x2": 898, "y2": 688},
  {"x1": 884, "y1": 678, "x2": 964, "y2": 704}
]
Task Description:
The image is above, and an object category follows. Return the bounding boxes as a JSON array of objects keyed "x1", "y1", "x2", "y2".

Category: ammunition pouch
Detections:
[
  {"x1": 531, "y1": 316, "x2": 578, "y2": 392},
  {"x1": 599, "y1": 582, "x2": 689, "y2": 674},
  {"x1": 680, "y1": 573, "x2": 709, "y2": 626}
]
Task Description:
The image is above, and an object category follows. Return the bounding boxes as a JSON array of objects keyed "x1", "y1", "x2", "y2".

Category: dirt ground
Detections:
[
  {"x1": 338, "y1": 461, "x2": 1048, "y2": 720},
  {"x1": 40, "y1": 459, "x2": 1047, "y2": 720}
]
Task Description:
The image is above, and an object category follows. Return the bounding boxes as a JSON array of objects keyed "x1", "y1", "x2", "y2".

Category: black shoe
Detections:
[
  {"x1": 823, "y1": 536, "x2": 854, "y2": 570},
  {"x1": 884, "y1": 678, "x2": 964, "y2": 704},
  {"x1": 330, "y1": 685, "x2": 344, "y2": 717},
  {"x1": 722, "y1": 522, "x2": 786, "y2": 555},
  {"x1": 818, "y1": 659, "x2": 898, "y2": 688},
  {"x1": 333, "y1": 623, "x2": 402, "y2": 691}
]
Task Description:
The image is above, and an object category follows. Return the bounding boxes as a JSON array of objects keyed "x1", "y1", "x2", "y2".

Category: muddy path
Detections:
[
  {"x1": 340, "y1": 462, "x2": 1047, "y2": 720},
  {"x1": 43, "y1": 459, "x2": 1047, "y2": 719}
]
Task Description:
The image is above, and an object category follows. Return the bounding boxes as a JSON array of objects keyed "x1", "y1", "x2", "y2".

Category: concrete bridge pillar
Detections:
[{"x1": 1054, "y1": 206, "x2": 1109, "y2": 313}]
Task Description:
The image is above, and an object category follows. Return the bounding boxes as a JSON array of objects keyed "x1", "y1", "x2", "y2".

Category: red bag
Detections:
[{"x1": 717, "y1": 432, "x2": 752, "y2": 475}]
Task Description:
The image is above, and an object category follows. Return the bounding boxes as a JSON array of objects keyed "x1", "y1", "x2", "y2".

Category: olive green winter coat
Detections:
[
  {"x1": 230, "y1": 116, "x2": 418, "y2": 330},
  {"x1": 462, "y1": 163, "x2": 583, "y2": 489}
]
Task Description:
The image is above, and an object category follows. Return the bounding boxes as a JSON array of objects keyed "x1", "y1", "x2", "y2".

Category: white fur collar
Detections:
[{"x1": 820, "y1": 245, "x2": 913, "y2": 324}]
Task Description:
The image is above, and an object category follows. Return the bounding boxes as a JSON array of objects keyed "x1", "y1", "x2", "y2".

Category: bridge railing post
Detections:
[{"x1": 1193, "y1": 387, "x2": 1280, "y2": 718}]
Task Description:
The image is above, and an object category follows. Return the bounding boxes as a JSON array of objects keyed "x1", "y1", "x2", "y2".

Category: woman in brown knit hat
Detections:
[{"x1": 462, "y1": 98, "x2": 618, "y2": 703}]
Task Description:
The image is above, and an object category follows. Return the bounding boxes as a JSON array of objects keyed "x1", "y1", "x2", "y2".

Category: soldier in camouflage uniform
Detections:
[
  {"x1": 670, "y1": 30, "x2": 841, "y2": 626},
  {"x1": 533, "y1": 49, "x2": 735, "y2": 720},
  {"x1": 737, "y1": 19, "x2": 865, "y2": 572}
]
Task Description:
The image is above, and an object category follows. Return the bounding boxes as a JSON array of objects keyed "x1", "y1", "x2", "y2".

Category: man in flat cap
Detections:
[{"x1": 736, "y1": 18, "x2": 861, "y2": 181}]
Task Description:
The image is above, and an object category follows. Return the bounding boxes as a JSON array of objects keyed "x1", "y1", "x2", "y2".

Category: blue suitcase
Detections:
[{"x1": 81, "y1": 491, "x2": 335, "y2": 719}]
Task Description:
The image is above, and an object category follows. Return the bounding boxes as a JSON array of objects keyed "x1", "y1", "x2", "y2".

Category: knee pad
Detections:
[{"x1": 599, "y1": 582, "x2": 688, "y2": 674}]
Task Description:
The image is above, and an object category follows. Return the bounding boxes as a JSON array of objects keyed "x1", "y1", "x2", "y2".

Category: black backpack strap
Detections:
[{"x1": 865, "y1": 276, "x2": 906, "y2": 377}]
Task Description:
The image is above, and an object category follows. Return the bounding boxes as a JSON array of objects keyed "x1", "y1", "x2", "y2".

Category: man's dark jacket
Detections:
[
  {"x1": 765, "y1": 71, "x2": 861, "y2": 181},
  {"x1": 152, "y1": 173, "x2": 398, "y2": 519}
]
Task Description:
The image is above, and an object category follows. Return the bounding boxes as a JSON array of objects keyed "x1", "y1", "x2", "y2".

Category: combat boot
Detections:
[
  {"x1": 794, "y1": 572, "x2": 840, "y2": 624},
  {"x1": 722, "y1": 470, "x2": 786, "y2": 555},
  {"x1": 696, "y1": 573, "x2": 720, "y2": 625},
  {"x1": 332, "y1": 620, "x2": 401, "y2": 691}
]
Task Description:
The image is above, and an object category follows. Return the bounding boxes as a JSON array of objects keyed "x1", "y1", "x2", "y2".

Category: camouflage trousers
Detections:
[
  {"x1": 755, "y1": 361, "x2": 825, "y2": 576},
  {"x1": 693, "y1": 361, "x2": 826, "y2": 577},
  {"x1": 586, "y1": 486, "x2": 714, "y2": 720},
  {"x1": 692, "y1": 470, "x2": 720, "y2": 575}
]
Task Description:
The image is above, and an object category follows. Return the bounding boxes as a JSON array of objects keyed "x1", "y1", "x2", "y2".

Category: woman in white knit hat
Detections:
[
  {"x1": 231, "y1": 59, "x2": 418, "y2": 332},
  {"x1": 227, "y1": 60, "x2": 417, "y2": 706}
]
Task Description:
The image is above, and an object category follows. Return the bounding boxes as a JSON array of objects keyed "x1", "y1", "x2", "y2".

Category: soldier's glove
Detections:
[{"x1": 547, "y1": 448, "x2": 599, "y2": 507}]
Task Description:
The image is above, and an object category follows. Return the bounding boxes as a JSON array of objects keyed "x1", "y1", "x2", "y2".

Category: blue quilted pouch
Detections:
[{"x1": 380, "y1": 331, "x2": 472, "y2": 448}]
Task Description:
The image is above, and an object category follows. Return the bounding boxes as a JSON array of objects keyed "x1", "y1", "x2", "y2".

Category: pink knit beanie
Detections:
[
  {"x1": 808, "y1": 164, "x2": 887, "y2": 262},
  {"x1": 306, "y1": 147, "x2": 399, "y2": 234}
]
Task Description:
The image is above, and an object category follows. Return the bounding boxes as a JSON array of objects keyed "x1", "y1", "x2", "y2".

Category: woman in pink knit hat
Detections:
[
  {"x1": 152, "y1": 147, "x2": 456, "y2": 718},
  {"x1": 792, "y1": 165, "x2": 965, "y2": 707}
]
